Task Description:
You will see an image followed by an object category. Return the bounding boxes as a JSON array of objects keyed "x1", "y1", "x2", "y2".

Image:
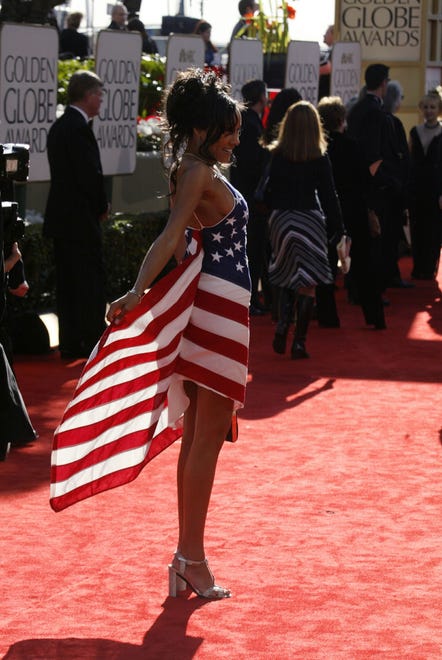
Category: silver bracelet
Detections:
[{"x1": 128, "y1": 287, "x2": 143, "y2": 301}]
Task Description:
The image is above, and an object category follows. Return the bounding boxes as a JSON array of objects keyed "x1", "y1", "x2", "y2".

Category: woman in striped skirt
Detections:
[{"x1": 265, "y1": 101, "x2": 344, "y2": 358}]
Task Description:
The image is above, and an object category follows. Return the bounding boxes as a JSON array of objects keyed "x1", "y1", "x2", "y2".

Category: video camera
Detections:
[
  {"x1": 0, "y1": 144, "x2": 30, "y2": 256},
  {"x1": 2, "y1": 202, "x2": 25, "y2": 257},
  {"x1": 0, "y1": 143, "x2": 30, "y2": 183}
]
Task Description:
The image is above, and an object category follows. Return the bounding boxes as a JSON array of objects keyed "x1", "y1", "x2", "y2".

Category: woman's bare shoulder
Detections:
[{"x1": 177, "y1": 156, "x2": 216, "y2": 186}]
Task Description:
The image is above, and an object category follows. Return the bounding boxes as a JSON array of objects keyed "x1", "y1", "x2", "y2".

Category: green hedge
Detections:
[
  {"x1": 9, "y1": 211, "x2": 169, "y2": 313},
  {"x1": 102, "y1": 210, "x2": 171, "y2": 300}
]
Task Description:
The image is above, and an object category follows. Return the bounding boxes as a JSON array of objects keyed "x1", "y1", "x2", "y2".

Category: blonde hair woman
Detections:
[{"x1": 265, "y1": 101, "x2": 344, "y2": 358}]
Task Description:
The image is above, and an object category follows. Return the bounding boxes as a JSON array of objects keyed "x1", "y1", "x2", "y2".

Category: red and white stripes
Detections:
[{"x1": 50, "y1": 240, "x2": 249, "y2": 512}]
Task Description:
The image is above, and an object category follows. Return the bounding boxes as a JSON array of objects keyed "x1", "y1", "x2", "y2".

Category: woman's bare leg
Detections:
[
  {"x1": 176, "y1": 384, "x2": 234, "y2": 592},
  {"x1": 176, "y1": 381, "x2": 198, "y2": 550}
]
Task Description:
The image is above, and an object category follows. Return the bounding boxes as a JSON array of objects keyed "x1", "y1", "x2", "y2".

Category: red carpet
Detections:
[{"x1": 1, "y1": 256, "x2": 442, "y2": 659}]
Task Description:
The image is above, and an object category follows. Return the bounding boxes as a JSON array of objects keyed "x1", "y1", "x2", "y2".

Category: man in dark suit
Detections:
[
  {"x1": 347, "y1": 64, "x2": 405, "y2": 295},
  {"x1": 44, "y1": 71, "x2": 110, "y2": 359},
  {"x1": 230, "y1": 79, "x2": 269, "y2": 314},
  {"x1": 318, "y1": 95, "x2": 386, "y2": 330}
]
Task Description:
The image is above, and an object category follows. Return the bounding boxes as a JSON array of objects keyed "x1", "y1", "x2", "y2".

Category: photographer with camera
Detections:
[
  {"x1": 0, "y1": 145, "x2": 37, "y2": 460},
  {"x1": 1, "y1": 236, "x2": 27, "y2": 364},
  {"x1": 3, "y1": 202, "x2": 29, "y2": 302}
]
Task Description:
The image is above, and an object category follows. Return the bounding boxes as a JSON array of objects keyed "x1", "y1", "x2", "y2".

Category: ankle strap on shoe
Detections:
[{"x1": 176, "y1": 553, "x2": 207, "y2": 566}]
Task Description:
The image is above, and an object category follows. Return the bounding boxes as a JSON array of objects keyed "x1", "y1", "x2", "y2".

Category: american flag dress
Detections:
[{"x1": 50, "y1": 173, "x2": 251, "y2": 511}]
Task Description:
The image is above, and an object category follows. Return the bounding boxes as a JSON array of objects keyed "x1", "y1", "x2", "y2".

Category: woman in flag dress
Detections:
[
  {"x1": 110, "y1": 70, "x2": 250, "y2": 600},
  {"x1": 265, "y1": 101, "x2": 343, "y2": 359},
  {"x1": 50, "y1": 70, "x2": 250, "y2": 601}
]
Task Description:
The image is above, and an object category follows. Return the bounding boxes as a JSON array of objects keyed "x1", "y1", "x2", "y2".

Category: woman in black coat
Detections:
[{"x1": 261, "y1": 88, "x2": 302, "y2": 319}]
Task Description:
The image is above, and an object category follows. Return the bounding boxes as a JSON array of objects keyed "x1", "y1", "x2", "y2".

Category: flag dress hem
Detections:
[{"x1": 49, "y1": 175, "x2": 250, "y2": 511}]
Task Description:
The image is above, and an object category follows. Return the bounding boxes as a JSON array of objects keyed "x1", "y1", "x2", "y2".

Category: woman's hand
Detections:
[
  {"x1": 9, "y1": 280, "x2": 29, "y2": 297},
  {"x1": 106, "y1": 291, "x2": 141, "y2": 325},
  {"x1": 368, "y1": 210, "x2": 381, "y2": 238}
]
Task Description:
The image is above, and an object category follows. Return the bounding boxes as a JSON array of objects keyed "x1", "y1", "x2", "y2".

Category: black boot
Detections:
[
  {"x1": 272, "y1": 288, "x2": 295, "y2": 354},
  {"x1": 315, "y1": 283, "x2": 340, "y2": 327},
  {"x1": 291, "y1": 294, "x2": 314, "y2": 359}
]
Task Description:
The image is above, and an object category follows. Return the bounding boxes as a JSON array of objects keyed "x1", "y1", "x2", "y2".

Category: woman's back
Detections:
[
  {"x1": 268, "y1": 152, "x2": 321, "y2": 203},
  {"x1": 267, "y1": 151, "x2": 339, "y2": 219}
]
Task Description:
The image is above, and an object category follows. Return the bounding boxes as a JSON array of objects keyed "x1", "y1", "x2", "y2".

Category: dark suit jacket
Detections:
[
  {"x1": 59, "y1": 28, "x2": 89, "y2": 58},
  {"x1": 326, "y1": 131, "x2": 370, "y2": 241},
  {"x1": 108, "y1": 21, "x2": 125, "y2": 30},
  {"x1": 387, "y1": 112, "x2": 410, "y2": 207},
  {"x1": 44, "y1": 106, "x2": 108, "y2": 241},
  {"x1": 347, "y1": 93, "x2": 404, "y2": 208},
  {"x1": 347, "y1": 93, "x2": 386, "y2": 165}
]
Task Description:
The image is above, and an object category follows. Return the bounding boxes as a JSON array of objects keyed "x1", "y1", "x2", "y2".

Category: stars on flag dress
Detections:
[{"x1": 50, "y1": 172, "x2": 251, "y2": 511}]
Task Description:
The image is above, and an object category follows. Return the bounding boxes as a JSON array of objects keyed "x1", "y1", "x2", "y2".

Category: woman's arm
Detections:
[{"x1": 106, "y1": 163, "x2": 209, "y2": 324}]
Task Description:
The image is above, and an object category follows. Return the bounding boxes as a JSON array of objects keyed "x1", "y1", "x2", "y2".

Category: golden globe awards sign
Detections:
[
  {"x1": 229, "y1": 39, "x2": 263, "y2": 101},
  {"x1": 0, "y1": 24, "x2": 58, "y2": 182},
  {"x1": 166, "y1": 35, "x2": 205, "y2": 86},
  {"x1": 94, "y1": 30, "x2": 142, "y2": 176},
  {"x1": 330, "y1": 42, "x2": 361, "y2": 104},
  {"x1": 285, "y1": 41, "x2": 320, "y2": 104},
  {"x1": 339, "y1": 0, "x2": 421, "y2": 62}
]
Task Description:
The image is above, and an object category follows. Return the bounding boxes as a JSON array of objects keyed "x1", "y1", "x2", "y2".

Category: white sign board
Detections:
[
  {"x1": 339, "y1": 0, "x2": 421, "y2": 62},
  {"x1": 166, "y1": 34, "x2": 205, "y2": 86},
  {"x1": 285, "y1": 41, "x2": 320, "y2": 105},
  {"x1": 94, "y1": 30, "x2": 142, "y2": 176},
  {"x1": 0, "y1": 23, "x2": 58, "y2": 182},
  {"x1": 330, "y1": 42, "x2": 361, "y2": 105},
  {"x1": 229, "y1": 38, "x2": 263, "y2": 101}
]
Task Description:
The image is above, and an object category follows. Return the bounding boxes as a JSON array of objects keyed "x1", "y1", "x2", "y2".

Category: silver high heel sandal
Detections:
[{"x1": 168, "y1": 553, "x2": 231, "y2": 599}]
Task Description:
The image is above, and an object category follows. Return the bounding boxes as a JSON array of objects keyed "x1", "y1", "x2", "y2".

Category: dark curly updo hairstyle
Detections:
[{"x1": 163, "y1": 68, "x2": 241, "y2": 186}]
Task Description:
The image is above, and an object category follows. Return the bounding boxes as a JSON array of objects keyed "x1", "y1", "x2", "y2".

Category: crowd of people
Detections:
[{"x1": 229, "y1": 63, "x2": 442, "y2": 359}]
